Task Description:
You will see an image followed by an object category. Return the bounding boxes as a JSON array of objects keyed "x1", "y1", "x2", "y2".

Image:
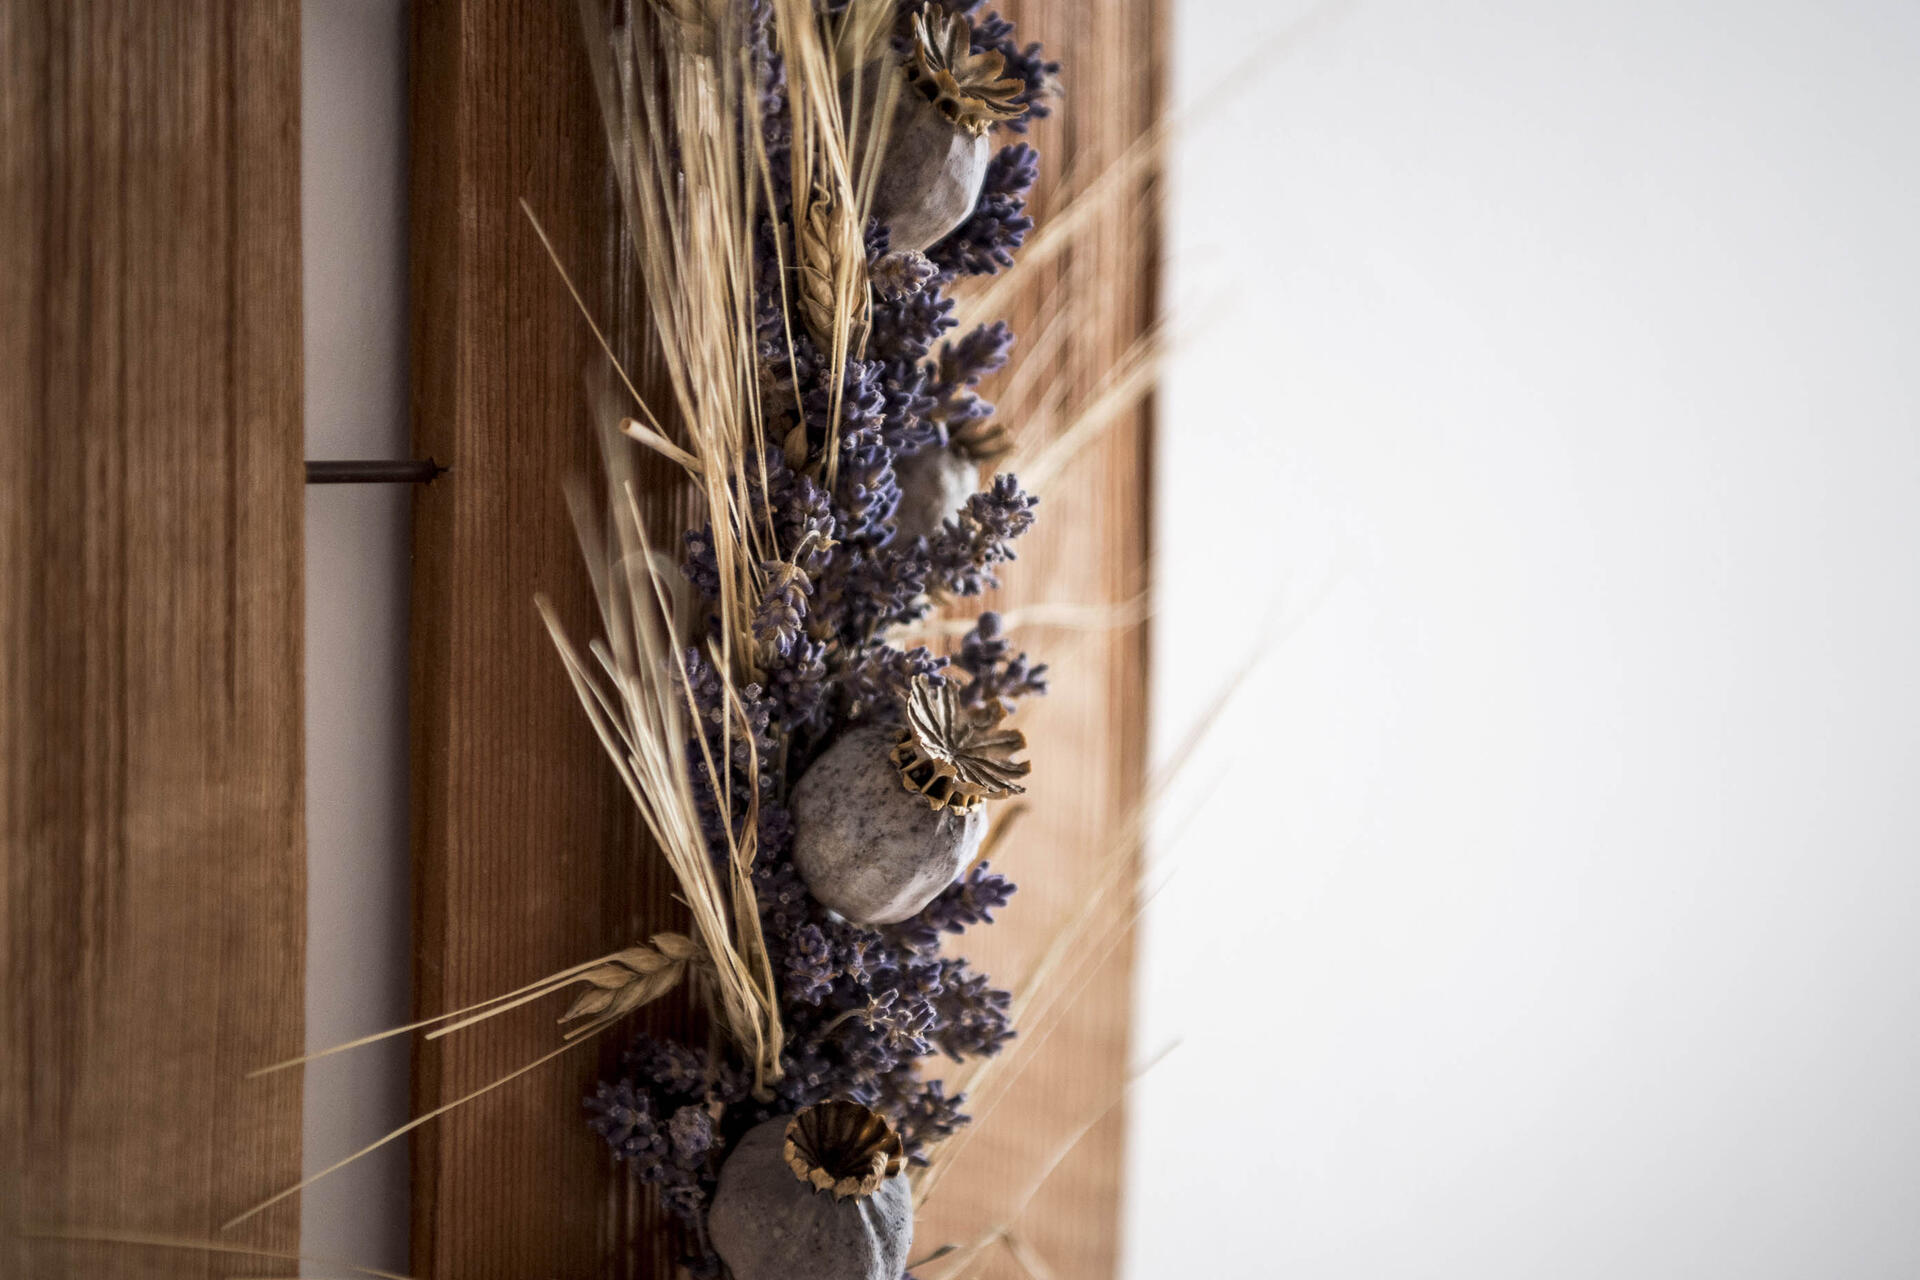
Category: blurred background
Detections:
[
  {"x1": 1135, "y1": 2, "x2": 1920, "y2": 1277},
  {"x1": 298, "y1": 1, "x2": 1920, "y2": 1276}
]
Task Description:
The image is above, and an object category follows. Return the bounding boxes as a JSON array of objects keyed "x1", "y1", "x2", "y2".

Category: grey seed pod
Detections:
[
  {"x1": 892, "y1": 445, "x2": 979, "y2": 544},
  {"x1": 792, "y1": 723, "x2": 988, "y2": 925},
  {"x1": 845, "y1": 7, "x2": 1030, "y2": 254},
  {"x1": 710, "y1": 1105, "x2": 913, "y2": 1280},
  {"x1": 868, "y1": 81, "x2": 992, "y2": 253}
]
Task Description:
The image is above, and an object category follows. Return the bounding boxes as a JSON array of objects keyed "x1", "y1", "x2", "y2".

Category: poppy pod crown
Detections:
[
  {"x1": 783, "y1": 1101, "x2": 907, "y2": 1201},
  {"x1": 891, "y1": 675, "x2": 1031, "y2": 815},
  {"x1": 907, "y1": 5, "x2": 1028, "y2": 136}
]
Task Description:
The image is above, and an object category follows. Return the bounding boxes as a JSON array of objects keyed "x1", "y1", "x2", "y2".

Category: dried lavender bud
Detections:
[
  {"x1": 892, "y1": 446, "x2": 979, "y2": 545},
  {"x1": 754, "y1": 559, "x2": 814, "y2": 659},
  {"x1": 785, "y1": 922, "x2": 837, "y2": 1005},
  {"x1": 927, "y1": 321, "x2": 1016, "y2": 441},
  {"x1": 926, "y1": 956, "x2": 1015, "y2": 1060},
  {"x1": 587, "y1": 1080, "x2": 670, "y2": 1173},
  {"x1": 791, "y1": 723, "x2": 987, "y2": 924},
  {"x1": 709, "y1": 1104, "x2": 913, "y2": 1280},
  {"x1": 924, "y1": 474, "x2": 1037, "y2": 598},
  {"x1": 839, "y1": 643, "x2": 948, "y2": 721},
  {"x1": 909, "y1": 860, "x2": 1016, "y2": 942},
  {"x1": 871, "y1": 248, "x2": 937, "y2": 301},
  {"x1": 669, "y1": 1104, "x2": 716, "y2": 1166},
  {"x1": 954, "y1": 611, "x2": 1049, "y2": 712}
]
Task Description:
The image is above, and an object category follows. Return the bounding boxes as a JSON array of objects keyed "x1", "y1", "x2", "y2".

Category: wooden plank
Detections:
[
  {"x1": 407, "y1": 3, "x2": 687, "y2": 1277},
  {"x1": 912, "y1": 2, "x2": 1162, "y2": 1277},
  {"x1": 0, "y1": 2, "x2": 307, "y2": 1277},
  {"x1": 406, "y1": 3, "x2": 1157, "y2": 1277}
]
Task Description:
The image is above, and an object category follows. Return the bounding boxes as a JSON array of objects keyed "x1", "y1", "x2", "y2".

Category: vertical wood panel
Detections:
[
  {"x1": 914, "y1": 2, "x2": 1161, "y2": 1276},
  {"x1": 406, "y1": 3, "x2": 1157, "y2": 1277},
  {"x1": 408, "y1": 3, "x2": 685, "y2": 1277},
  {"x1": 0, "y1": 2, "x2": 307, "y2": 1276}
]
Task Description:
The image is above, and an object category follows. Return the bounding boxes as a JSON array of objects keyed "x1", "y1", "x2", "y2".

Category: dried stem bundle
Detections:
[
  {"x1": 559, "y1": 0, "x2": 909, "y2": 1092},
  {"x1": 539, "y1": 421, "x2": 785, "y2": 1091},
  {"x1": 579, "y1": 0, "x2": 774, "y2": 674},
  {"x1": 773, "y1": 0, "x2": 896, "y2": 485}
]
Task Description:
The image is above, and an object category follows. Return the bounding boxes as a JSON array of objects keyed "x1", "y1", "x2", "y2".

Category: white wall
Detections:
[
  {"x1": 302, "y1": 0, "x2": 411, "y2": 1272},
  {"x1": 1129, "y1": 2, "x2": 1920, "y2": 1277}
]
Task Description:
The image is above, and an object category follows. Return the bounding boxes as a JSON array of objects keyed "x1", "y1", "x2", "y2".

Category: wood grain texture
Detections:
[
  {"x1": 405, "y1": 2, "x2": 1158, "y2": 1277},
  {"x1": 408, "y1": 3, "x2": 688, "y2": 1277},
  {"x1": 0, "y1": 2, "x2": 306, "y2": 1277},
  {"x1": 913, "y1": 2, "x2": 1162, "y2": 1277}
]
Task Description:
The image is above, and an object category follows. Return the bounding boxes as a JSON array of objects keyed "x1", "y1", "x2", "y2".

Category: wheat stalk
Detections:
[
  {"x1": 556, "y1": 932, "x2": 708, "y2": 1041},
  {"x1": 579, "y1": 0, "x2": 773, "y2": 674},
  {"x1": 540, "y1": 422, "x2": 785, "y2": 1091}
]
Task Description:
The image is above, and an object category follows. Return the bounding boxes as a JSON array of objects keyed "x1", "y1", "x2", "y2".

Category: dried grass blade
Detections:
[
  {"x1": 222, "y1": 1039, "x2": 590, "y2": 1231},
  {"x1": 541, "y1": 435, "x2": 784, "y2": 1091},
  {"x1": 19, "y1": 1227, "x2": 412, "y2": 1280},
  {"x1": 914, "y1": 613, "x2": 1303, "y2": 1202},
  {"x1": 520, "y1": 200, "x2": 677, "y2": 456},
  {"x1": 921, "y1": 1044, "x2": 1178, "y2": 1266},
  {"x1": 1000, "y1": 1233, "x2": 1063, "y2": 1280},
  {"x1": 246, "y1": 950, "x2": 623, "y2": 1078}
]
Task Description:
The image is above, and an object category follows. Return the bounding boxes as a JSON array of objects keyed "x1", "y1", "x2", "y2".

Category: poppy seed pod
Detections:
[
  {"x1": 710, "y1": 1102, "x2": 913, "y2": 1280},
  {"x1": 867, "y1": 82, "x2": 989, "y2": 254},
  {"x1": 855, "y1": 6, "x2": 1029, "y2": 253},
  {"x1": 892, "y1": 446, "x2": 978, "y2": 544},
  {"x1": 892, "y1": 418, "x2": 1011, "y2": 544},
  {"x1": 792, "y1": 678, "x2": 1029, "y2": 925},
  {"x1": 791, "y1": 723, "x2": 985, "y2": 924}
]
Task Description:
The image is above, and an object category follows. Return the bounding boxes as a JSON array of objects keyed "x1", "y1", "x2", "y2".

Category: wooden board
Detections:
[
  {"x1": 911, "y1": 2, "x2": 1162, "y2": 1276},
  {"x1": 0, "y1": 2, "x2": 307, "y2": 1277},
  {"x1": 405, "y1": 3, "x2": 1158, "y2": 1277},
  {"x1": 407, "y1": 3, "x2": 688, "y2": 1277}
]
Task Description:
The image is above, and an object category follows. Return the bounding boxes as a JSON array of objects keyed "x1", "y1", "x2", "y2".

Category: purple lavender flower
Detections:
[
  {"x1": 681, "y1": 527, "x2": 722, "y2": 599},
  {"x1": 925, "y1": 474, "x2": 1038, "y2": 597},
  {"x1": 900, "y1": 860, "x2": 1017, "y2": 950},
  {"x1": 839, "y1": 643, "x2": 948, "y2": 720},
  {"x1": 752, "y1": 560, "x2": 813, "y2": 658},
  {"x1": 928, "y1": 958, "x2": 1016, "y2": 1060},
  {"x1": 784, "y1": 923, "x2": 837, "y2": 1005},
  {"x1": 587, "y1": 1080, "x2": 670, "y2": 1174},
  {"x1": 624, "y1": 1034, "x2": 711, "y2": 1099},
  {"x1": 956, "y1": 610, "x2": 1050, "y2": 710},
  {"x1": 927, "y1": 321, "x2": 1016, "y2": 435},
  {"x1": 668, "y1": 1105, "x2": 715, "y2": 1166}
]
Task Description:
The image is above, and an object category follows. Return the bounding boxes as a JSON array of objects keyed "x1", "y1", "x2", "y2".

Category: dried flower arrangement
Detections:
[{"x1": 542, "y1": 1, "x2": 1068, "y2": 1275}]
